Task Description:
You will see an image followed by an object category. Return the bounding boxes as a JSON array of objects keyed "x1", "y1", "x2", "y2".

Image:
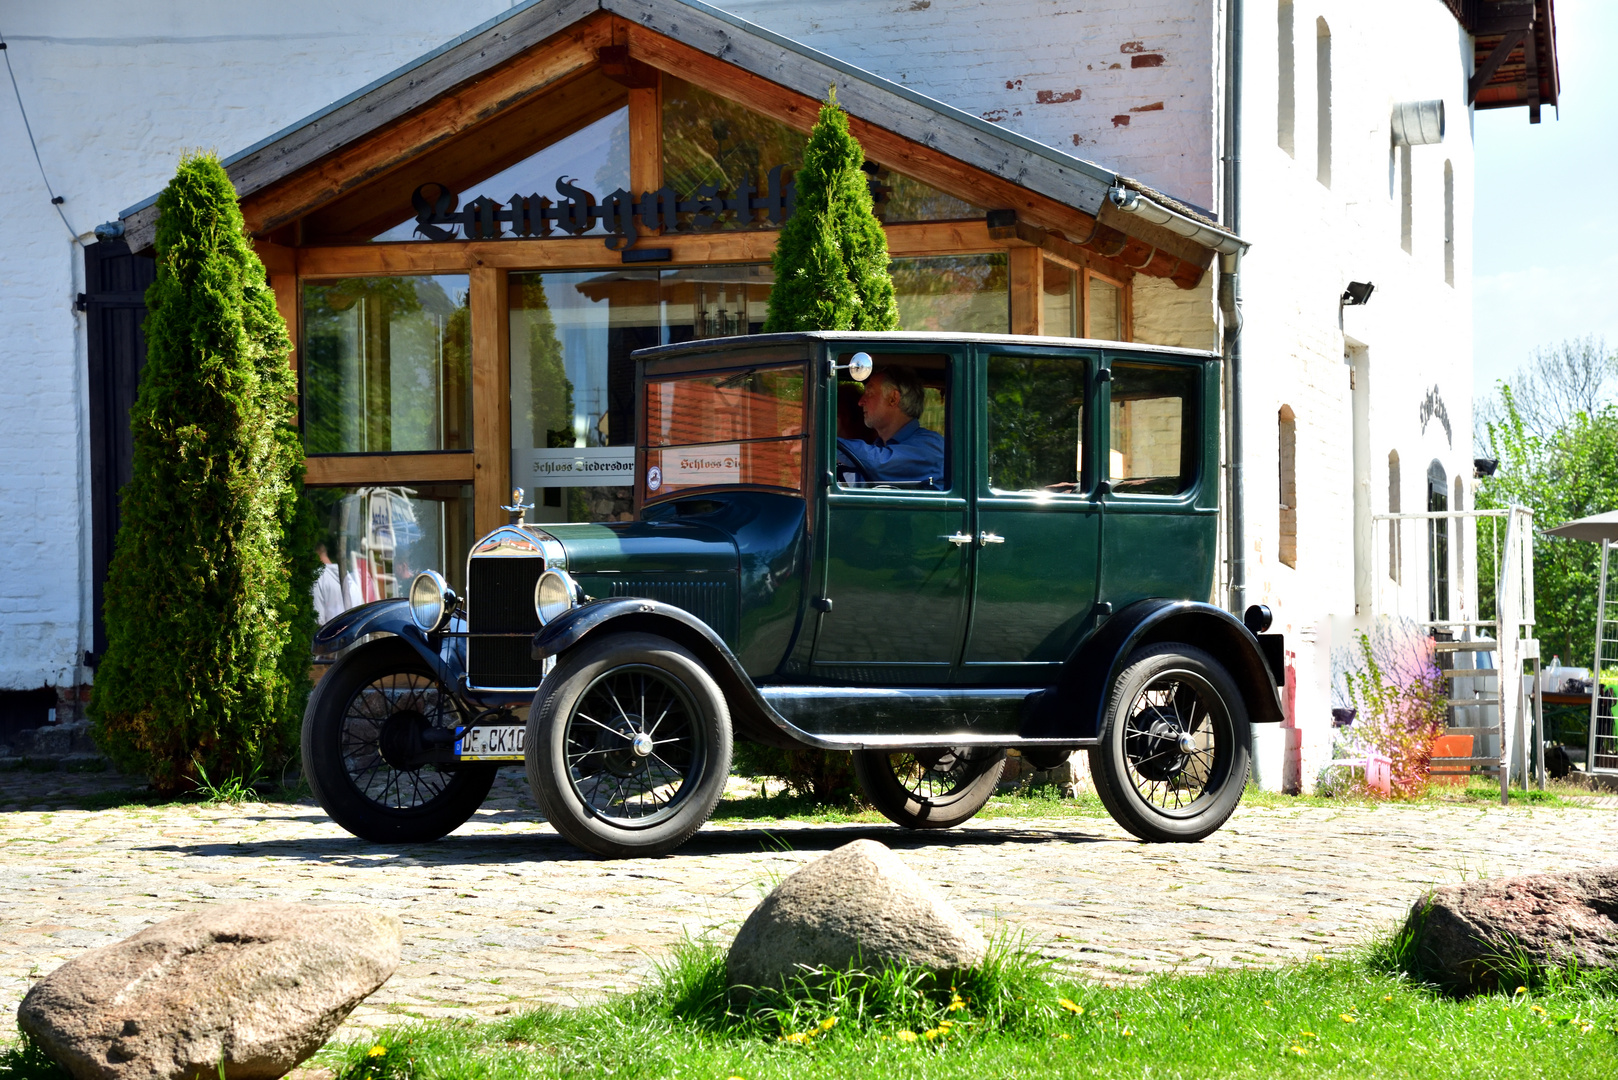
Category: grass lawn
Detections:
[{"x1": 291, "y1": 942, "x2": 1618, "y2": 1080}]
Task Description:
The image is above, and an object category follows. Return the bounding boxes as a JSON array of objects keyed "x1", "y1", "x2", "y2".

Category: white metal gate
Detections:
[{"x1": 1587, "y1": 540, "x2": 1618, "y2": 774}]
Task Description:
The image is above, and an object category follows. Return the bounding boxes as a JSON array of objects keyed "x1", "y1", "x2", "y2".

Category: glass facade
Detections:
[
  {"x1": 1042, "y1": 259, "x2": 1078, "y2": 337},
  {"x1": 873, "y1": 169, "x2": 985, "y2": 223},
  {"x1": 1088, "y1": 274, "x2": 1124, "y2": 341},
  {"x1": 890, "y1": 254, "x2": 1009, "y2": 334},
  {"x1": 509, "y1": 265, "x2": 773, "y2": 522},
  {"x1": 301, "y1": 276, "x2": 472, "y2": 454},
  {"x1": 372, "y1": 108, "x2": 631, "y2": 242},
  {"x1": 307, "y1": 484, "x2": 475, "y2": 620},
  {"x1": 663, "y1": 78, "x2": 806, "y2": 230}
]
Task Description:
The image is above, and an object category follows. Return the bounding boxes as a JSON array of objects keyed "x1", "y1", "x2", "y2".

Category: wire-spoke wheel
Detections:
[
  {"x1": 303, "y1": 638, "x2": 496, "y2": 843},
  {"x1": 528, "y1": 633, "x2": 731, "y2": 858},
  {"x1": 854, "y1": 746, "x2": 1005, "y2": 830},
  {"x1": 1089, "y1": 643, "x2": 1250, "y2": 842}
]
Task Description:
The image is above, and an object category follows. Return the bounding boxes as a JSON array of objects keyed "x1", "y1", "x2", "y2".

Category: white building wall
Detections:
[
  {"x1": 0, "y1": 0, "x2": 516, "y2": 691},
  {"x1": 1237, "y1": 1, "x2": 1476, "y2": 789}
]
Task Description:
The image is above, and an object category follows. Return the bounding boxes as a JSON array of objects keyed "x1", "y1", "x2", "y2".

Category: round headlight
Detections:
[
  {"x1": 408, "y1": 570, "x2": 452, "y2": 633},
  {"x1": 534, "y1": 569, "x2": 580, "y2": 625}
]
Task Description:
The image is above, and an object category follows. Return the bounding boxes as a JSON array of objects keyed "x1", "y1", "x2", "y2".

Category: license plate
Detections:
[{"x1": 456, "y1": 724, "x2": 525, "y2": 760}]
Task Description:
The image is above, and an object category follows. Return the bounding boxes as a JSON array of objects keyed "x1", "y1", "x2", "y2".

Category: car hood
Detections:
[{"x1": 538, "y1": 520, "x2": 739, "y2": 575}]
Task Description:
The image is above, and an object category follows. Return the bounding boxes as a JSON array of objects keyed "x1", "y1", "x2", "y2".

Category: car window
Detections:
[
  {"x1": 834, "y1": 353, "x2": 951, "y2": 491},
  {"x1": 1109, "y1": 361, "x2": 1198, "y2": 495},
  {"x1": 985, "y1": 355, "x2": 1087, "y2": 494},
  {"x1": 641, "y1": 363, "x2": 806, "y2": 501}
]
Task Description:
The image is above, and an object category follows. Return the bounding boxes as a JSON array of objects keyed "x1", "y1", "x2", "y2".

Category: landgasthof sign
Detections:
[
  {"x1": 660, "y1": 444, "x2": 742, "y2": 487},
  {"x1": 513, "y1": 447, "x2": 636, "y2": 487}
]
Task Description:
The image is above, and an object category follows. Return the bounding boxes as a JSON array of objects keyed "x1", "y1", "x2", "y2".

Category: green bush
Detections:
[
  {"x1": 763, "y1": 88, "x2": 898, "y2": 333},
  {"x1": 733, "y1": 742, "x2": 859, "y2": 806},
  {"x1": 88, "y1": 152, "x2": 314, "y2": 794}
]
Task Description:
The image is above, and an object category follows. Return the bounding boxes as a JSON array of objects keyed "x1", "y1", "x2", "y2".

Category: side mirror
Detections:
[{"x1": 829, "y1": 351, "x2": 874, "y2": 382}]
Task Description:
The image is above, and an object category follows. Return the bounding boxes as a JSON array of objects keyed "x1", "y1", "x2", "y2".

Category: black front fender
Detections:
[
  {"x1": 532, "y1": 599, "x2": 804, "y2": 749},
  {"x1": 1025, "y1": 599, "x2": 1285, "y2": 741},
  {"x1": 313, "y1": 598, "x2": 450, "y2": 685}
]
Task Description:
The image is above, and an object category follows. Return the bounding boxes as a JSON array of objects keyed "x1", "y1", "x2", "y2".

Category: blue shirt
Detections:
[{"x1": 837, "y1": 420, "x2": 946, "y2": 487}]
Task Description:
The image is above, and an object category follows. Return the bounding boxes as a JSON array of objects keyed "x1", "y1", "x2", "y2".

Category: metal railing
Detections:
[{"x1": 1370, "y1": 506, "x2": 1539, "y2": 802}]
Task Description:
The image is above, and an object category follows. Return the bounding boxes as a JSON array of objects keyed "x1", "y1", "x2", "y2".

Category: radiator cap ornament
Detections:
[{"x1": 501, "y1": 487, "x2": 534, "y2": 525}]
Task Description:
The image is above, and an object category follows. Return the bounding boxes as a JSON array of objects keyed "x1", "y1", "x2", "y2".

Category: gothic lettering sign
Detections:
[{"x1": 410, "y1": 165, "x2": 796, "y2": 249}]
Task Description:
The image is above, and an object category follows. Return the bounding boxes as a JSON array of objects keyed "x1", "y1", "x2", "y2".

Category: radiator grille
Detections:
[
  {"x1": 467, "y1": 556, "x2": 546, "y2": 688},
  {"x1": 608, "y1": 578, "x2": 738, "y2": 644}
]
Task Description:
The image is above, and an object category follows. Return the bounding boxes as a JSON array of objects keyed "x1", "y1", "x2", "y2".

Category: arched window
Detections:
[
  {"x1": 1279, "y1": 406, "x2": 1297, "y2": 567},
  {"x1": 1278, "y1": 2, "x2": 1296, "y2": 156},
  {"x1": 1428, "y1": 460, "x2": 1449, "y2": 622},
  {"x1": 1443, "y1": 160, "x2": 1455, "y2": 285},
  {"x1": 1316, "y1": 18, "x2": 1332, "y2": 187},
  {"x1": 1388, "y1": 450, "x2": 1401, "y2": 582},
  {"x1": 1453, "y1": 475, "x2": 1466, "y2": 610}
]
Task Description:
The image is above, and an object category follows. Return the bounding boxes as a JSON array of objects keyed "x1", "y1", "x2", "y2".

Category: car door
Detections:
[
  {"x1": 1096, "y1": 353, "x2": 1218, "y2": 610},
  {"x1": 811, "y1": 346, "x2": 968, "y2": 685},
  {"x1": 958, "y1": 346, "x2": 1102, "y2": 684}
]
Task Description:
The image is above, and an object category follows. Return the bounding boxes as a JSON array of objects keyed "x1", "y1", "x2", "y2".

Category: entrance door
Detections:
[
  {"x1": 959, "y1": 348, "x2": 1102, "y2": 684},
  {"x1": 812, "y1": 349, "x2": 967, "y2": 685}
]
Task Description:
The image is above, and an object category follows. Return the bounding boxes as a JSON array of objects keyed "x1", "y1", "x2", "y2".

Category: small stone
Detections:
[
  {"x1": 1402, "y1": 866, "x2": 1618, "y2": 994},
  {"x1": 727, "y1": 839, "x2": 987, "y2": 991},
  {"x1": 18, "y1": 901, "x2": 402, "y2": 1079}
]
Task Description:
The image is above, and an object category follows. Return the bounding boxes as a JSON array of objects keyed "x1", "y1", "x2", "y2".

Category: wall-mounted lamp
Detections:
[
  {"x1": 1473, "y1": 457, "x2": 1499, "y2": 478},
  {"x1": 1341, "y1": 281, "x2": 1376, "y2": 306}
]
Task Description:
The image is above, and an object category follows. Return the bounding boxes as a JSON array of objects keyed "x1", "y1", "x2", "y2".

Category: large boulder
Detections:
[
  {"x1": 727, "y1": 839, "x2": 986, "y2": 991},
  {"x1": 1402, "y1": 867, "x2": 1618, "y2": 994},
  {"x1": 18, "y1": 901, "x2": 402, "y2": 1080}
]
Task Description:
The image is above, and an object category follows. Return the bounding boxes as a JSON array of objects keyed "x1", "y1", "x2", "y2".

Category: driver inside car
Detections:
[{"x1": 835, "y1": 365, "x2": 945, "y2": 487}]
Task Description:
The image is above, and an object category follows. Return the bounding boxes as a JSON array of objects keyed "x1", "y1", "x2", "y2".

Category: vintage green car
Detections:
[{"x1": 303, "y1": 331, "x2": 1284, "y2": 857}]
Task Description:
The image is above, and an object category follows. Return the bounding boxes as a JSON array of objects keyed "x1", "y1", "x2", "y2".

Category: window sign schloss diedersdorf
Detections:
[{"x1": 408, "y1": 165, "x2": 799, "y2": 249}]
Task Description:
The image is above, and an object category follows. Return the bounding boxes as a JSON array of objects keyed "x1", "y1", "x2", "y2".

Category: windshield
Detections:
[{"x1": 642, "y1": 363, "x2": 807, "y2": 500}]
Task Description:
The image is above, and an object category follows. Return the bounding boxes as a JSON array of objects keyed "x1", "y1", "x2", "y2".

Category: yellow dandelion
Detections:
[
  {"x1": 1340, "y1": 1014, "x2": 1357, "y2": 1024},
  {"x1": 896, "y1": 1030, "x2": 918, "y2": 1044},
  {"x1": 1382, "y1": 994, "x2": 1393, "y2": 1002},
  {"x1": 1057, "y1": 1033, "x2": 1072, "y2": 1040},
  {"x1": 818, "y1": 1017, "x2": 838, "y2": 1032},
  {"x1": 1262, "y1": 1000, "x2": 1273, "y2": 1007},
  {"x1": 1058, "y1": 997, "x2": 1085, "y2": 1015},
  {"x1": 1515, "y1": 986, "x2": 1528, "y2": 995},
  {"x1": 1299, "y1": 1031, "x2": 1316, "y2": 1039},
  {"x1": 922, "y1": 1027, "x2": 943, "y2": 1041},
  {"x1": 1530, "y1": 1005, "x2": 1546, "y2": 1016},
  {"x1": 1288, "y1": 1045, "x2": 1309, "y2": 1056},
  {"x1": 367, "y1": 1046, "x2": 388, "y2": 1059},
  {"x1": 779, "y1": 1032, "x2": 811, "y2": 1045},
  {"x1": 947, "y1": 993, "x2": 967, "y2": 1012},
  {"x1": 1121, "y1": 1027, "x2": 1133, "y2": 1037}
]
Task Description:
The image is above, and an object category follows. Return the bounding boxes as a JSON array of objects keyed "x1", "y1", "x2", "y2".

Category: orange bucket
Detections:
[{"x1": 1429, "y1": 734, "x2": 1475, "y2": 786}]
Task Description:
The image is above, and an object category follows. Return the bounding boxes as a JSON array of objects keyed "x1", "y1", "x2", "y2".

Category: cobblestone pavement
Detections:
[{"x1": 1, "y1": 768, "x2": 1613, "y2": 1041}]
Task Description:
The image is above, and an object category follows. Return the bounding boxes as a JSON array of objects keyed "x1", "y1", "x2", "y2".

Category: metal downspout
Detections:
[{"x1": 1221, "y1": 0, "x2": 1246, "y2": 616}]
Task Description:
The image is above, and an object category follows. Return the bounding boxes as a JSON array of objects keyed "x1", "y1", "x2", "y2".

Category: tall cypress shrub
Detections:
[
  {"x1": 89, "y1": 153, "x2": 314, "y2": 793},
  {"x1": 764, "y1": 89, "x2": 899, "y2": 332}
]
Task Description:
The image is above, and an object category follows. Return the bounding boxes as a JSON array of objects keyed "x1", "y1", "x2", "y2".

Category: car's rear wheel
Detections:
[
  {"x1": 526, "y1": 633, "x2": 732, "y2": 858},
  {"x1": 853, "y1": 747, "x2": 1006, "y2": 830},
  {"x1": 1089, "y1": 643, "x2": 1250, "y2": 842},
  {"x1": 302, "y1": 638, "x2": 496, "y2": 843}
]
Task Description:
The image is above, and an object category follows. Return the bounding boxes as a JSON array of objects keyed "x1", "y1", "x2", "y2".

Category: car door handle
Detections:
[
  {"x1": 977, "y1": 532, "x2": 1006, "y2": 546},
  {"x1": 941, "y1": 532, "x2": 974, "y2": 547}
]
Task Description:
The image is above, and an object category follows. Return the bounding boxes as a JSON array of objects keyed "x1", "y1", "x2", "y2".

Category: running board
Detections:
[{"x1": 755, "y1": 685, "x2": 1096, "y2": 751}]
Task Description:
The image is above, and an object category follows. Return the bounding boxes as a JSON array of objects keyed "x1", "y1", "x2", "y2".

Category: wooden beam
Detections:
[
  {"x1": 296, "y1": 230, "x2": 784, "y2": 277},
  {"x1": 628, "y1": 78, "x2": 663, "y2": 196},
  {"x1": 1469, "y1": 27, "x2": 1527, "y2": 103},
  {"x1": 255, "y1": 241, "x2": 300, "y2": 373},
  {"x1": 469, "y1": 268, "x2": 511, "y2": 536},
  {"x1": 599, "y1": 44, "x2": 660, "y2": 89},
  {"x1": 1009, "y1": 247, "x2": 1043, "y2": 337},
  {"x1": 240, "y1": 17, "x2": 614, "y2": 236},
  {"x1": 304, "y1": 452, "x2": 476, "y2": 487}
]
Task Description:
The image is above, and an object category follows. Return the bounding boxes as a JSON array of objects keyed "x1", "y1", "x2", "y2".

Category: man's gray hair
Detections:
[{"x1": 874, "y1": 365, "x2": 926, "y2": 420}]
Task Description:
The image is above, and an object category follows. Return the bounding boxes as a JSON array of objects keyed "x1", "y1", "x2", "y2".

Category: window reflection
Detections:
[
  {"x1": 301, "y1": 276, "x2": 471, "y2": 454},
  {"x1": 890, "y1": 254, "x2": 1009, "y2": 334},
  {"x1": 509, "y1": 265, "x2": 774, "y2": 523},
  {"x1": 307, "y1": 484, "x2": 474, "y2": 624},
  {"x1": 663, "y1": 78, "x2": 806, "y2": 231},
  {"x1": 1109, "y1": 362, "x2": 1197, "y2": 495}
]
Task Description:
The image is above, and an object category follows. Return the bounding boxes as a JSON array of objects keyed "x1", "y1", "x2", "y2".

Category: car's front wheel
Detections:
[
  {"x1": 526, "y1": 633, "x2": 732, "y2": 858},
  {"x1": 1088, "y1": 643, "x2": 1250, "y2": 842},
  {"x1": 302, "y1": 637, "x2": 497, "y2": 843},
  {"x1": 853, "y1": 747, "x2": 1006, "y2": 830}
]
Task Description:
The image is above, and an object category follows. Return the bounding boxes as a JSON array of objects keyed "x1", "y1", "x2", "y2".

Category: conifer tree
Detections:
[
  {"x1": 764, "y1": 89, "x2": 899, "y2": 332},
  {"x1": 89, "y1": 153, "x2": 314, "y2": 793}
]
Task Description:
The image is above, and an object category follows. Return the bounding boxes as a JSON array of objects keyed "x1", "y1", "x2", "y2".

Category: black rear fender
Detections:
[
  {"x1": 1024, "y1": 599, "x2": 1285, "y2": 741},
  {"x1": 533, "y1": 599, "x2": 799, "y2": 748}
]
